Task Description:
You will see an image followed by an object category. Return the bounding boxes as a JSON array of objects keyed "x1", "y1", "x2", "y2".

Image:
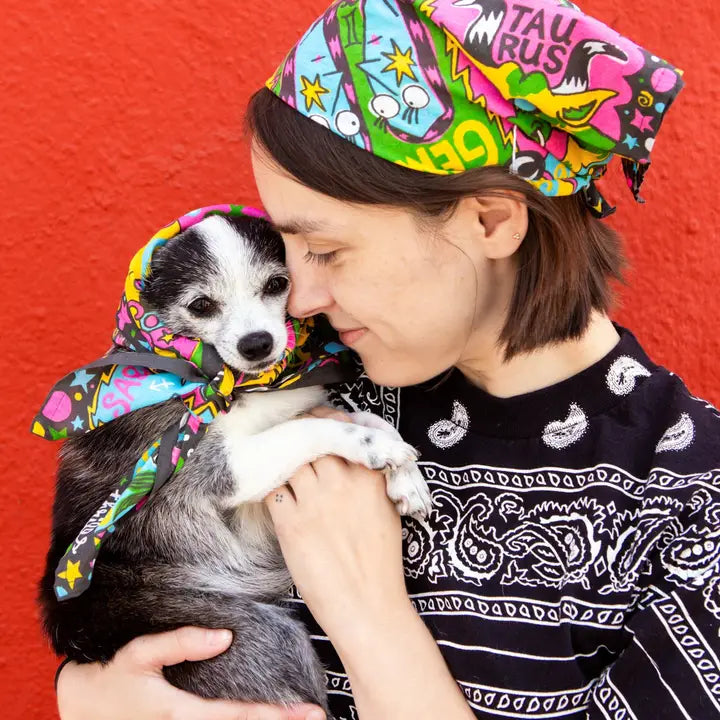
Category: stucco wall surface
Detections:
[{"x1": 0, "y1": 0, "x2": 717, "y2": 716}]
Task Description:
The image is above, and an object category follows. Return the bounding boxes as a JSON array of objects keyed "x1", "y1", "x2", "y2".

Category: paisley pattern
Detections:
[
  {"x1": 703, "y1": 577, "x2": 720, "y2": 621},
  {"x1": 428, "y1": 400, "x2": 470, "y2": 449},
  {"x1": 542, "y1": 402, "x2": 588, "y2": 449},
  {"x1": 410, "y1": 491, "x2": 694, "y2": 593},
  {"x1": 656, "y1": 412, "x2": 695, "y2": 452},
  {"x1": 604, "y1": 505, "x2": 682, "y2": 592},
  {"x1": 286, "y1": 327, "x2": 720, "y2": 719},
  {"x1": 402, "y1": 517, "x2": 436, "y2": 579},
  {"x1": 662, "y1": 525, "x2": 720, "y2": 587},
  {"x1": 606, "y1": 355, "x2": 652, "y2": 395}
]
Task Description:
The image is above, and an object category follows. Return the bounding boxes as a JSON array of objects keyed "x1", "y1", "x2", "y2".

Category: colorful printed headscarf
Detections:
[
  {"x1": 32, "y1": 204, "x2": 351, "y2": 601},
  {"x1": 266, "y1": 0, "x2": 684, "y2": 217}
]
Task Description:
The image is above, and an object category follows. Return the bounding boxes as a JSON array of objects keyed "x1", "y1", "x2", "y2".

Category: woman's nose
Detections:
[{"x1": 285, "y1": 250, "x2": 334, "y2": 319}]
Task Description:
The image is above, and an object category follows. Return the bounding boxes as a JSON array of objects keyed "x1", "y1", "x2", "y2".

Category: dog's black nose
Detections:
[{"x1": 238, "y1": 331, "x2": 274, "y2": 362}]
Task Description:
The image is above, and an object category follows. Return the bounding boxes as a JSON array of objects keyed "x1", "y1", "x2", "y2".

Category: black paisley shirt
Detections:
[{"x1": 288, "y1": 325, "x2": 720, "y2": 719}]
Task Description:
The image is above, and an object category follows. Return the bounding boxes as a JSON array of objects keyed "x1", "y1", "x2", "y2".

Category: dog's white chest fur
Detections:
[
  {"x1": 213, "y1": 386, "x2": 327, "y2": 438},
  {"x1": 209, "y1": 384, "x2": 431, "y2": 519}
]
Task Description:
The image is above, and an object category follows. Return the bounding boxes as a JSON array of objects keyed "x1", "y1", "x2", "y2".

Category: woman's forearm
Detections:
[{"x1": 330, "y1": 601, "x2": 475, "y2": 720}]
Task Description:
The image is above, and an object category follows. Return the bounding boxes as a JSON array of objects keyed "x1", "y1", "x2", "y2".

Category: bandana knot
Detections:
[{"x1": 207, "y1": 367, "x2": 236, "y2": 410}]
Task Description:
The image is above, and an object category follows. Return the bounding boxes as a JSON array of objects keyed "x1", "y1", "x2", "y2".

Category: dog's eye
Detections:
[
  {"x1": 264, "y1": 276, "x2": 290, "y2": 296},
  {"x1": 187, "y1": 296, "x2": 218, "y2": 316}
]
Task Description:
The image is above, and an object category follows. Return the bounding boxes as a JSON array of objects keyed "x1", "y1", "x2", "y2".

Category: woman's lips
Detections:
[{"x1": 337, "y1": 328, "x2": 368, "y2": 346}]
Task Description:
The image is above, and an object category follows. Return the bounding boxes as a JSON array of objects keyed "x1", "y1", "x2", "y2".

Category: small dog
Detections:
[{"x1": 38, "y1": 213, "x2": 431, "y2": 713}]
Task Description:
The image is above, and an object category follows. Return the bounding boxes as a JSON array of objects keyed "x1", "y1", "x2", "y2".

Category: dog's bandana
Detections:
[
  {"x1": 32, "y1": 204, "x2": 351, "y2": 601},
  {"x1": 266, "y1": 0, "x2": 684, "y2": 217}
]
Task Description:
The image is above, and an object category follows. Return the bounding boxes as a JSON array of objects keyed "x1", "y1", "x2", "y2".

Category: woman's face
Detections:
[{"x1": 251, "y1": 146, "x2": 518, "y2": 386}]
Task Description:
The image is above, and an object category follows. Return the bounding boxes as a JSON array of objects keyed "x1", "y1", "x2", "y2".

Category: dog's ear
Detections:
[
  {"x1": 139, "y1": 236, "x2": 178, "y2": 308},
  {"x1": 260, "y1": 220, "x2": 286, "y2": 264},
  {"x1": 146, "y1": 238, "x2": 173, "y2": 278},
  {"x1": 225, "y1": 215, "x2": 286, "y2": 265},
  {"x1": 273, "y1": 228, "x2": 286, "y2": 264}
]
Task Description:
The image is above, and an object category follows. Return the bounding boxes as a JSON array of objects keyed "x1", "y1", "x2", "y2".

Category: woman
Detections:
[{"x1": 55, "y1": 1, "x2": 720, "y2": 718}]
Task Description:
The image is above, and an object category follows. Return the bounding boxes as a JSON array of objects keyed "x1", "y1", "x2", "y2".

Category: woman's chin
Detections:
[{"x1": 359, "y1": 350, "x2": 450, "y2": 388}]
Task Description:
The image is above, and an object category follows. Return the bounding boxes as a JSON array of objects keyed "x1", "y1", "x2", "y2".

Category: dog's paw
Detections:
[
  {"x1": 342, "y1": 425, "x2": 418, "y2": 472},
  {"x1": 386, "y1": 462, "x2": 433, "y2": 519}
]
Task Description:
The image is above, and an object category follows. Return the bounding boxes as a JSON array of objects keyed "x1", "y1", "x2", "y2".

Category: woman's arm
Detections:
[
  {"x1": 266, "y1": 455, "x2": 474, "y2": 720},
  {"x1": 332, "y1": 597, "x2": 475, "y2": 719}
]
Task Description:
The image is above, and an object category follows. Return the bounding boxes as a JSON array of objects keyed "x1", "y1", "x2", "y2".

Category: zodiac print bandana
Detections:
[
  {"x1": 32, "y1": 204, "x2": 351, "y2": 601},
  {"x1": 266, "y1": 0, "x2": 685, "y2": 217}
]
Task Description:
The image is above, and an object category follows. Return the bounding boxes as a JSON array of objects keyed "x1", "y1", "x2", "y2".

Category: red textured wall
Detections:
[{"x1": 1, "y1": 0, "x2": 717, "y2": 716}]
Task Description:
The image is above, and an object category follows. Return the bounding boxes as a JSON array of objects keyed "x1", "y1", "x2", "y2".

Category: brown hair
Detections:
[{"x1": 246, "y1": 89, "x2": 625, "y2": 360}]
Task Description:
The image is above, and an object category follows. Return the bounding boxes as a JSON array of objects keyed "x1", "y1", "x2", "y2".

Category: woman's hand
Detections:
[
  {"x1": 264, "y1": 406, "x2": 415, "y2": 647},
  {"x1": 264, "y1": 407, "x2": 475, "y2": 719},
  {"x1": 56, "y1": 626, "x2": 326, "y2": 720}
]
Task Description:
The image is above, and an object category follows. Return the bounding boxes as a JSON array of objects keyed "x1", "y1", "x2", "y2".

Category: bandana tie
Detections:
[
  {"x1": 32, "y1": 204, "x2": 352, "y2": 601},
  {"x1": 267, "y1": 0, "x2": 684, "y2": 217}
]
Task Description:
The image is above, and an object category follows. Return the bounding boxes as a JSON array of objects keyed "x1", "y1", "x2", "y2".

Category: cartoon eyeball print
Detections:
[
  {"x1": 370, "y1": 94, "x2": 401, "y2": 119},
  {"x1": 335, "y1": 110, "x2": 361, "y2": 137},
  {"x1": 402, "y1": 85, "x2": 430, "y2": 110}
]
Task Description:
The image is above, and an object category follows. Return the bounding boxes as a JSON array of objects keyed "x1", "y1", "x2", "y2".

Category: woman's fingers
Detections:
[
  {"x1": 294, "y1": 457, "x2": 353, "y2": 500},
  {"x1": 304, "y1": 405, "x2": 354, "y2": 423},
  {"x1": 176, "y1": 694, "x2": 326, "y2": 720},
  {"x1": 57, "y1": 630, "x2": 327, "y2": 720},
  {"x1": 117, "y1": 626, "x2": 233, "y2": 672},
  {"x1": 264, "y1": 460, "x2": 344, "y2": 538},
  {"x1": 122, "y1": 627, "x2": 327, "y2": 720},
  {"x1": 264, "y1": 484, "x2": 296, "y2": 518}
]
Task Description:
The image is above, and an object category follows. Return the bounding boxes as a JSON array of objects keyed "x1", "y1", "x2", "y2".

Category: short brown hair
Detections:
[{"x1": 245, "y1": 89, "x2": 625, "y2": 360}]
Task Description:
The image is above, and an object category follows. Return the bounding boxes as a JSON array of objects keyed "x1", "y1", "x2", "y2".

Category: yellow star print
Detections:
[
  {"x1": 382, "y1": 40, "x2": 417, "y2": 84},
  {"x1": 58, "y1": 560, "x2": 83, "y2": 590},
  {"x1": 300, "y1": 74, "x2": 330, "y2": 112}
]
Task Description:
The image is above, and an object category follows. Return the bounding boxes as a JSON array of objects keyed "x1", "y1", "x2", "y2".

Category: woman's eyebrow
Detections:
[{"x1": 270, "y1": 219, "x2": 328, "y2": 235}]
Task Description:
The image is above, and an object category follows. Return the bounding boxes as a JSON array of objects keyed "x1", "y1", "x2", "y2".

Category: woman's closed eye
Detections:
[{"x1": 304, "y1": 249, "x2": 338, "y2": 266}]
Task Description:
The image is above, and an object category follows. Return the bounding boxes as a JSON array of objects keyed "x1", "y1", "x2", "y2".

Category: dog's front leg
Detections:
[{"x1": 220, "y1": 417, "x2": 418, "y2": 505}]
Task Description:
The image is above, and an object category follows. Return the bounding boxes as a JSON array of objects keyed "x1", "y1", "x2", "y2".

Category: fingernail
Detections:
[{"x1": 207, "y1": 629, "x2": 232, "y2": 646}]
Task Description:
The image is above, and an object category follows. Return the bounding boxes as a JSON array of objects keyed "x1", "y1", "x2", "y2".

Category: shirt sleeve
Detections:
[
  {"x1": 587, "y1": 396, "x2": 720, "y2": 719},
  {"x1": 587, "y1": 574, "x2": 720, "y2": 718}
]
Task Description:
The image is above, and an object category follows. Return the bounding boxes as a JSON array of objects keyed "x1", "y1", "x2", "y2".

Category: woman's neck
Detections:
[{"x1": 456, "y1": 312, "x2": 621, "y2": 398}]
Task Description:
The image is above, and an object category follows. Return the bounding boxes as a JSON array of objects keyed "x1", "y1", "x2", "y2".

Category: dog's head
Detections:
[{"x1": 141, "y1": 214, "x2": 291, "y2": 373}]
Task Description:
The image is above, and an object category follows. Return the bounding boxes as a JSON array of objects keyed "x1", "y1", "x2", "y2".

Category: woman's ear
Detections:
[{"x1": 462, "y1": 192, "x2": 528, "y2": 260}]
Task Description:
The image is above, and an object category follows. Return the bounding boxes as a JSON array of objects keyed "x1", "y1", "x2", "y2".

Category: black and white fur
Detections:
[{"x1": 38, "y1": 214, "x2": 432, "y2": 712}]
